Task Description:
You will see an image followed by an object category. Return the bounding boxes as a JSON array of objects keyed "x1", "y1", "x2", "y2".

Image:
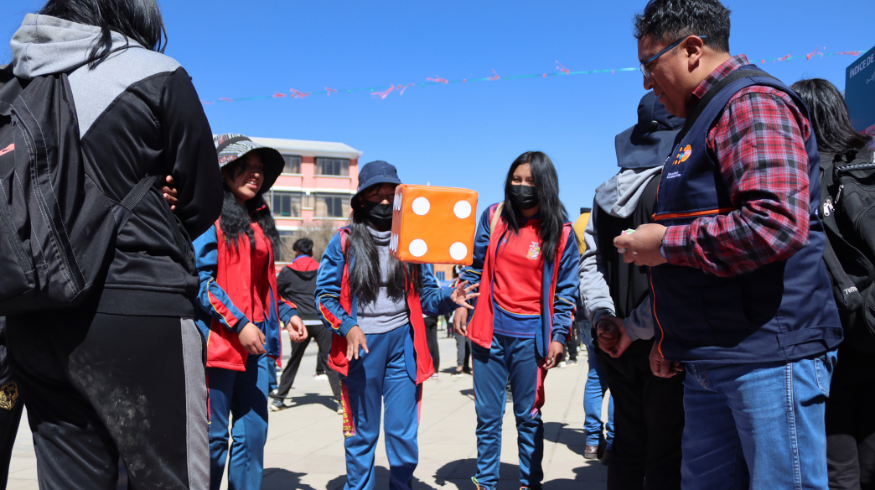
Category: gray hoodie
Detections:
[{"x1": 578, "y1": 167, "x2": 660, "y2": 341}]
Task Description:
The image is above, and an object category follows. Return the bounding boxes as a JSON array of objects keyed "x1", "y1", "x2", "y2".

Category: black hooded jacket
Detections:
[{"x1": 277, "y1": 255, "x2": 320, "y2": 320}]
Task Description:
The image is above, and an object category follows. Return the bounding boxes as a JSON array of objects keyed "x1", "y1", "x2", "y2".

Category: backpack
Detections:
[
  {"x1": 819, "y1": 146, "x2": 875, "y2": 353},
  {"x1": 0, "y1": 68, "x2": 157, "y2": 315}
]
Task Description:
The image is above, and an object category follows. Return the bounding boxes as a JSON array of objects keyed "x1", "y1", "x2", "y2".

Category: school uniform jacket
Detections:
[
  {"x1": 315, "y1": 227, "x2": 458, "y2": 384},
  {"x1": 193, "y1": 217, "x2": 297, "y2": 371},
  {"x1": 461, "y1": 203, "x2": 580, "y2": 359}
]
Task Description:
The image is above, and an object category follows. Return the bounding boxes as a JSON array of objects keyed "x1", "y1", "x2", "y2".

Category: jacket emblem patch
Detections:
[
  {"x1": 672, "y1": 145, "x2": 692, "y2": 165},
  {"x1": 0, "y1": 143, "x2": 13, "y2": 156},
  {"x1": 527, "y1": 242, "x2": 541, "y2": 260}
]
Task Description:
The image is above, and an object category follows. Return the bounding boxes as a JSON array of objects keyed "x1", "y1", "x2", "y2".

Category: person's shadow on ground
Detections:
[
  {"x1": 261, "y1": 468, "x2": 316, "y2": 490},
  {"x1": 434, "y1": 458, "x2": 522, "y2": 489},
  {"x1": 284, "y1": 392, "x2": 337, "y2": 411},
  {"x1": 326, "y1": 466, "x2": 433, "y2": 490}
]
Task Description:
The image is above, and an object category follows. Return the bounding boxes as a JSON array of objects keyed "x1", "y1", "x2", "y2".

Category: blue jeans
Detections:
[
  {"x1": 681, "y1": 351, "x2": 837, "y2": 490},
  {"x1": 583, "y1": 329, "x2": 614, "y2": 448}
]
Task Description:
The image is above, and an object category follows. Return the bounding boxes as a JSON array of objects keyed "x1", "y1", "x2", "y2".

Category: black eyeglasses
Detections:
[{"x1": 639, "y1": 35, "x2": 707, "y2": 78}]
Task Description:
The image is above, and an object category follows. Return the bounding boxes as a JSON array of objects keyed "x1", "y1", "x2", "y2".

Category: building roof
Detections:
[{"x1": 249, "y1": 137, "x2": 362, "y2": 159}]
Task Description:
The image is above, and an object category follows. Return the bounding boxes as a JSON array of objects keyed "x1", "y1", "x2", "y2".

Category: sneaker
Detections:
[
  {"x1": 269, "y1": 389, "x2": 278, "y2": 398},
  {"x1": 430, "y1": 374, "x2": 439, "y2": 380},
  {"x1": 334, "y1": 397, "x2": 344, "y2": 415},
  {"x1": 314, "y1": 373, "x2": 328, "y2": 381},
  {"x1": 452, "y1": 369, "x2": 465, "y2": 378},
  {"x1": 506, "y1": 388, "x2": 513, "y2": 403},
  {"x1": 269, "y1": 399, "x2": 287, "y2": 412},
  {"x1": 557, "y1": 361, "x2": 567, "y2": 368},
  {"x1": 566, "y1": 359, "x2": 578, "y2": 366}
]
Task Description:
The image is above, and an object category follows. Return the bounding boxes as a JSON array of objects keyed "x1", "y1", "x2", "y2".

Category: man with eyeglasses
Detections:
[{"x1": 614, "y1": 0, "x2": 842, "y2": 488}]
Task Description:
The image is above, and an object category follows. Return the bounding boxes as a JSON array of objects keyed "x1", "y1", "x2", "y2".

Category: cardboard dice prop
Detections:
[{"x1": 389, "y1": 185, "x2": 478, "y2": 265}]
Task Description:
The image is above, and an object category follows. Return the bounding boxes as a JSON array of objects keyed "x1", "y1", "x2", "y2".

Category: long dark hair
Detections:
[
  {"x1": 39, "y1": 0, "x2": 168, "y2": 66},
  {"x1": 219, "y1": 161, "x2": 281, "y2": 254},
  {"x1": 347, "y1": 194, "x2": 422, "y2": 304},
  {"x1": 502, "y1": 151, "x2": 568, "y2": 264},
  {"x1": 791, "y1": 78, "x2": 873, "y2": 154}
]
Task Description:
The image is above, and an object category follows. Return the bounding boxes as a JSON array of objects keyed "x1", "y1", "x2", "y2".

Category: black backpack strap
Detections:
[
  {"x1": 112, "y1": 175, "x2": 159, "y2": 230},
  {"x1": 822, "y1": 236, "x2": 864, "y2": 312},
  {"x1": 120, "y1": 175, "x2": 159, "y2": 211}
]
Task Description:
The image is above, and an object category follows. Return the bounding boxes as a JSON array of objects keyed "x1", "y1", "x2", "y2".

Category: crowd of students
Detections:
[{"x1": 0, "y1": 0, "x2": 873, "y2": 489}]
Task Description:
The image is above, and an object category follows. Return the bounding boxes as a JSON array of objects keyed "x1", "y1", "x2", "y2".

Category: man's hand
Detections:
[
  {"x1": 597, "y1": 316, "x2": 633, "y2": 358},
  {"x1": 346, "y1": 326, "x2": 368, "y2": 360},
  {"x1": 451, "y1": 281, "x2": 479, "y2": 310},
  {"x1": 238, "y1": 322, "x2": 267, "y2": 355},
  {"x1": 286, "y1": 316, "x2": 308, "y2": 343},
  {"x1": 162, "y1": 175, "x2": 179, "y2": 212},
  {"x1": 613, "y1": 224, "x2": 668, "y2": 267},
  {"x1": 544, "y1": 341, "x2": 565, "y2": 369},
  {"x1": 453, "y1": 307, "x2": 469, "y2": 336},
  {"x1": 649, "y1": 340, "x2": 683, "y2": 378}
]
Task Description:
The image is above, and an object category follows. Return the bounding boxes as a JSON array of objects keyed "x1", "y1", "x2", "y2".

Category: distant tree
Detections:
[{"x1": 280, "y1": 222, "x2": 340, "y2": 262}]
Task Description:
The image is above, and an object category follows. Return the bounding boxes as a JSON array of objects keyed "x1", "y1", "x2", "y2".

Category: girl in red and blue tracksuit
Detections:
[
  {"x1": 455, "y1": 151, "x2": 580, "y2": 490},
  {"x1": 193, "y1": 134, "x2": 308, "y2": 490},
  {"x1": 315, "y1": 160, "x2": 477, "y2": 490}
]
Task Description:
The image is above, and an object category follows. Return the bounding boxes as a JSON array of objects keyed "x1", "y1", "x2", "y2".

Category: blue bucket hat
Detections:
[
  {"x1": 614, "y1": 91, "x2": 685, "y2": 169},
  {"x1": 352, "y1": 160, "x2": 402, "y2": 207}
]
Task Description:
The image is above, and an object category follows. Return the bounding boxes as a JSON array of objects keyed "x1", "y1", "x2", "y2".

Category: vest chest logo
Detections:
[
  {"x1": 672, "y1": 144, "x2": 692, "y2": 165},
  {"x1": 0, "y1": 143, "x2": 13, "y2": 157},
  {"x1": 526, "y1": 242, "x2": 541, "y2": 260}
]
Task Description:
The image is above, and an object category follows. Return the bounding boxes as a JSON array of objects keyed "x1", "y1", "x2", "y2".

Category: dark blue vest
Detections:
[{"x1": 650, "y1": 65, "x2": 843, "y2": 363}]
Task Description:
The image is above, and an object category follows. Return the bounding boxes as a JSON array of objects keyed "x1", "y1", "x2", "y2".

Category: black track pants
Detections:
[
  {"x1": 827, "y1": 345, "x2": 875, "y2": 490},
  {"x1": 599, "y1": 339, "x2": 685, "y2": 490},
  {"x1": 6, "y1": 312, "x2": 209, "y2": 490},
  {"x1": 0, "y1": 333, "x2": 23, "y2": 490}
]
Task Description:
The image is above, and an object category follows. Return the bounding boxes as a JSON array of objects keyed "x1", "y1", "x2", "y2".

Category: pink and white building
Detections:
[{"x1": 250, "y1": 137, "x2": 361, "y2": 241}]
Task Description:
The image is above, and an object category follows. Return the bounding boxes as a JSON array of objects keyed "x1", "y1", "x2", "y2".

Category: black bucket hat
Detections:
[
  {"x1": 351, "y1": 160, "x2": 402, "y2": 207},
  {"x1": 614, "y1": 91, "x2": 685, "y2": 169},
  {"x1": 214, "y1": 133, "x2": 284, "y2": 195}
]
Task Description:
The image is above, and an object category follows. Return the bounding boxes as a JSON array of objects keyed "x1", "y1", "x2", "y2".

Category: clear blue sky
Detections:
[{"x1": 2, "y1": 0, "x2": 872, "y2": 217}]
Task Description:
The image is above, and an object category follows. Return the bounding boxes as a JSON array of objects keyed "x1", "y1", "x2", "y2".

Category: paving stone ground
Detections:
[{"x1": 7, "y1": 327, "x2": 608, "y2": 489}]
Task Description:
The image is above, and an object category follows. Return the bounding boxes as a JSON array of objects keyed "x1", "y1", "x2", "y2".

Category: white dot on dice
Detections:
[
  {"x1": 409, "y1": 239, "x2": 428, "y2": 257},
  {"x1": 412, "y1": 197, "x2": 430, "y2": 216},
  {"x1": 450, "y1": 242, "x2": 468, "y2": 261},
  {"x1": 454, "y1": 200, "x2": 472, "y2": 219}
]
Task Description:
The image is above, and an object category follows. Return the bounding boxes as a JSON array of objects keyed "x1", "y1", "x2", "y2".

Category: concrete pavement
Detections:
[{"x1": 7, "y1": 328, "x2": 609, "y2": 489}]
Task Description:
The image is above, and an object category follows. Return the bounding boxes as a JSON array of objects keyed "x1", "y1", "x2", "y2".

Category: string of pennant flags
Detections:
[{"x1": 199, "y1": 47, "x2": 868, "y2": 106}]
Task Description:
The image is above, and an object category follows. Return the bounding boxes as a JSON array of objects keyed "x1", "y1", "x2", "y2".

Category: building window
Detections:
[
  {"x1": 282, "y1": 155, "x2": 301, "y2": 174},
  {"x1": 269, "y1": 191, "x2": 302, "y2": 217},
  {"x1": 315, "y1": 194, "x2": 350, "y2": 218},
  {"x1": 316, "y1": 157, "x2": 350, "y2": 176}
]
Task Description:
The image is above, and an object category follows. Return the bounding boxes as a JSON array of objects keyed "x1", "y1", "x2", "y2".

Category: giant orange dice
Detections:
[{"x1": 389, "y1": 185, "x2": 479, "y2": 265}]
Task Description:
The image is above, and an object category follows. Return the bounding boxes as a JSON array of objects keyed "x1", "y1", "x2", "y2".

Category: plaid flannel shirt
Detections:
[{"x1": 661, "y1": 55, "x2": 813, "y2": 278}]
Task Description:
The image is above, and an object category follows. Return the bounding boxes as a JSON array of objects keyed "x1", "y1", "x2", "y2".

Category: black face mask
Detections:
[
  {"x1": 509, "y1": 185, "x2": 539, "y2": 210},
  {"x1": 363, "y1": 201, "x2": 394, "y2": 228}
]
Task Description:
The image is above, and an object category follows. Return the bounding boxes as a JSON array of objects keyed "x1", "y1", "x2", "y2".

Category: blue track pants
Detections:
[
  {"x1": 472, "y1": 334, "x2": 545, "y2": 490},
  {"x1": 342, "y1": 325, "x2": 421, "y2": 490},
  {"x1": 207, "y1": 354, "x2": 270, "y2": 490}
]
